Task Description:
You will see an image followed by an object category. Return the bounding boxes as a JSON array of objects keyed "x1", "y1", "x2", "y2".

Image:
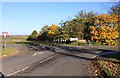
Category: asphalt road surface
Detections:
[
  {"x1": 2, "y1": 44, "x2": 55, "y2": 76},
  {"x1": 1, "y1": 44, "x2": 119, "y2": 77}
]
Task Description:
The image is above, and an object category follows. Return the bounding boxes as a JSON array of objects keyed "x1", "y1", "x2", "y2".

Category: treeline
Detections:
[{"x1": 27, "y1": 2, "x2": 120, "y2": 46}]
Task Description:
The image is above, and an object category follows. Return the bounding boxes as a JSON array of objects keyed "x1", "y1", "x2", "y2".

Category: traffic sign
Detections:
[
  {"x1": 2, "y1": 32, "x2": 8, "y2": 50},
  {"x1": 2, "y1": 32, "x2": 8, "y2": 37}
]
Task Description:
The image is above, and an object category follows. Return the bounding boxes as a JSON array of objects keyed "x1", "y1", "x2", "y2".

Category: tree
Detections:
[
  {"x1": 55, "y1": 27, "x2": 69, "y2": 41},
  {"x1": 40, "y1": 25, "x2": 49, "y2": 33},
  {"x1": 47, "y1": 24, "x2": 59, "y2": 39},
  {"x1": 75, "y1": 11, "x2": 97, "y2": 40},
  {"x1": 58, "y1": 11, "x2": 97, "y2": 41},
  {"x1": 90, "y1": 14, "x2": 119, "y2": 45},
  {"x1": 65, "y1": 18, "x2": 85, "y2": 39},
  {"x1": 31, "y1": 30, "x2": 39, "y2": 38},
  {"x1": 37, "y1": 24, "x2": 59, "y2": 42},
  {"x1": 27, "y1": 30, "x2": 39, "y2": 41},
  {"x1": 109, "y1": 1, "x2": 120, "y2": 14}
]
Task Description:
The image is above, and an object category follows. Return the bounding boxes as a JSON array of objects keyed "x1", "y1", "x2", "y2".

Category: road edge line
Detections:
[
  {"x1": 6, "y1": 54, "x2": 58, "y2": 76},
  {"x1": 6, "y1": 67, "x2": 29, "y2": 76}
]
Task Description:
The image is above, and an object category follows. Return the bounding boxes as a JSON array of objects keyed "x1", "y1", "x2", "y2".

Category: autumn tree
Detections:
[
  {"x1": 37, "y1": 24, "x2": 59, "y2": 41},
  {"x1": 47, "y1": 24, "x2": 59, "y2": 39},
  {"x1": 75, "y1": 11, "x2": 97, "y2": 41},
  {"x1": 90, "y1": 14, "x2": 119, "y2": 45}
]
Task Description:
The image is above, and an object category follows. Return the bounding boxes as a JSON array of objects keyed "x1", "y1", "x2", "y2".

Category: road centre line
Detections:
[{"x1": 39, "y1": 54, "x2": 59, "y2": 64}]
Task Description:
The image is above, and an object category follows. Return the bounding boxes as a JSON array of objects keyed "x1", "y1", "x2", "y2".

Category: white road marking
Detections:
[
  {"x1": 39, "y1": 54, "x2": 58, "y2": 64},
  {"x1": 7, "y1": 54, "x2": 58, "y2": 76},
  {"x1": 93, "y1": 55, "x2": 97, "y2": 59},
  {"x1": 7, "y1": 67, "x2": 29, "y2": 76},
  {"x1": 33, "y1": 52, "x2": 44, "y2": 56}
]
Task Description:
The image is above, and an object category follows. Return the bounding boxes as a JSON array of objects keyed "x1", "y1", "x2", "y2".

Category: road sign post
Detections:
[
  {"x1": 2, "y1": 32, "x2": 8, "y2": 50},
  {"x1": 4, "y1": 38, "x2": 6, "y2": 50}
]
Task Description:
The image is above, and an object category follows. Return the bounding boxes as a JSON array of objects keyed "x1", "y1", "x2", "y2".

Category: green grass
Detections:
[
  {"x1": 0, "y1": 35, "x2": 28, "y2": 44},
  {"x1": 91, "y1": 42, "x2": 102, "y2": 46},
  {"x1": 7, "y1": 38, "x2": 27, "y2": 43},
  {"x1": 59, "y1": 42, "x2": 86, "y2": 46},
  {"x1": 15, "y1": 41, "x2": 49, "y2": 47},
  {"x1": 0, "y1": 48, "x2": 18, "y2": 56}
]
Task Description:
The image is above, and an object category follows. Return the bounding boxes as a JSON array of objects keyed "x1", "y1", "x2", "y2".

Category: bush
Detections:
[
  {"x1": 77, "y1": 40, "x2": 87, "y2": 46},
  {"x1": 27, "y1": 30, "x2": 39, "y2": 41},
  {"x1": 78, "y1": 42, "x2": 86, "y2": 46},
  {"x1": 26, "y1": 36, "x2": 36, "y2": 41}
]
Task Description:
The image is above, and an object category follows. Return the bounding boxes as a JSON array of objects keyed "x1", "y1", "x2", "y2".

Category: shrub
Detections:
[
  {"x1": 77, "y1": 40, "x2": 87, "y2": 46},
  {"x1": 92, "y1": 42, "x2": 102, "y2": 46}
]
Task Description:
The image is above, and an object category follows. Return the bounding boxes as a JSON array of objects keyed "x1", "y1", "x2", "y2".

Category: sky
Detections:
[{"x1": 1, "y1": 2, "x2": 114, "y2": 35}]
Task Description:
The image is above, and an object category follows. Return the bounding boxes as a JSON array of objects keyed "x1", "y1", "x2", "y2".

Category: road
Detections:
[
  {"x1": 1, "y1": 44, "x2": 119, "y2": 77},
  {"x1": 14, "y1": 54, "x2": 89, "y2": 76},
  {"x1": 2, "y1": 44, "x2": 55, "y2": 76}
]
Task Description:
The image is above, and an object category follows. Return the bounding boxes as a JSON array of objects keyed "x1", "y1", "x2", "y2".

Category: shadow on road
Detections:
[
  {"x1": 16, "y1": 41, "x2": 44, "y2": 52},
  {"x1": 15, "y1": 41, "x2": 120, "y2": 61},
  {"x1": 15, "y1": 42, "x2": 39, "y2": 46},
  {"x1": 54, "y1": 45, "x2": 120, "y2": 61},
  {"x1": 55, "y1": 52, "x2": 93, "y2": 60}
]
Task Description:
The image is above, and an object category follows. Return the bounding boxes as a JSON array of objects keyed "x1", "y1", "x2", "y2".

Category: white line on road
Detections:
[
  {"x1": 39, "y1": 54, "x2": 58, "y2": 64},
  {"x1": 7, "y1": 67, "x2": 29, "y2": 76},
  {"x1": 93, "y1": 55, "x2": 97, "y2": 59},
  {"x1": 6, "y1": 54, "x2": 58, "y2": 76},
  {"x1": 33, "y1": 52, "x2": 44, "y2": 56}
]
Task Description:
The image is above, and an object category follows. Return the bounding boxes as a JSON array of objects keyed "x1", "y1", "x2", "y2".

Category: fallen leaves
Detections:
[{"x1": 88, "y1": 58, "x2": 120, "y2": 77}]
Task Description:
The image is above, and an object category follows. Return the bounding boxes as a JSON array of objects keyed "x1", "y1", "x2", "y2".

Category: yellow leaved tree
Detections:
[
  {"x1": 47, "y1": 24, "x2": 59, "y2": 38},
  {"x1": 90, "y1": 14, "x2": 119, "y2": 45}
]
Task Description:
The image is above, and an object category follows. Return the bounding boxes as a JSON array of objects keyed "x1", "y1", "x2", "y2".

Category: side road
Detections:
[
  {"x1": 2, "y1": 44, "x2": 55, "y2": 76},
  {"x1": 2, "y1": 44, "x2": 92, "y2": 76}
]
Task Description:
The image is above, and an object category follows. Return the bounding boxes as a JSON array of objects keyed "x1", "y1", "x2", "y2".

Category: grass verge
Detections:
[{"x1": 0, "y1": 48, "x2": 19, "y2": 57}]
